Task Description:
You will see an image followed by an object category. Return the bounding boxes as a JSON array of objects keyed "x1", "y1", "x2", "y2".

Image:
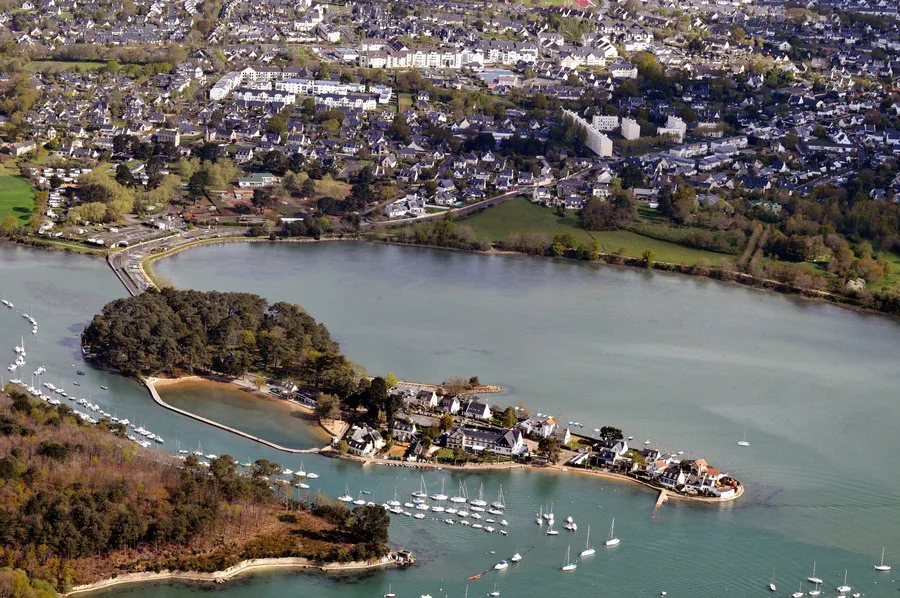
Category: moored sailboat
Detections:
[
  {"x1": 561, "y1": 545, "x2": 577, "y2": 572},
  {"x1": 604, "y1": 518, "x2": 620, "y2": 546},
  {"x1": 580, "y1": 525, "x2": 595, "y2": 557}
]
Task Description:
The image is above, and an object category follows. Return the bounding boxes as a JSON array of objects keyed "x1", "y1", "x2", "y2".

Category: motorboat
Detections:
[
  {"x1": 510, "y1": 553, "x2": 522, "y2": 563},
  {"x1": 494, "y1": 560, "x2": 508, "y2": 571}
]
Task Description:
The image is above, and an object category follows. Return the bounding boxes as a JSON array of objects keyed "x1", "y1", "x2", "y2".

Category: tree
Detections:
[
  {"x1": 499, "y1": 406, "x2": 517, "y2": 428},
  {"x1": 390, "y1": 113, "x2": 411, "y2": 143},
  {"x1": 537, "y1": 436, "x2": 561, "y2": 464},
  {"x1": 619, "y1": 163, "x2": 645, "y2": 189},
  {"x1": 301, "y1": 177, "x2": 317, "y2": 197},
  {"x1": 0, "y1": 215, "x2": 19, "y2": 236},
  {"x1": 439, "y1": 414, "x2": 454, "y2": 431},
  {"x1": 641, "y1": 249, "x2": 655, "y2": 268},
  {"x1": 316, "y1": 394, "x2": 341, "y2": 421},
  {"x1": 599, "y1": 426, "x2": 623, "y2": 441},
  {"x1": 252, "y1": 187, "x2": 276, "y2": 211},
  {"x1": 347, "y1": 505, "x2": 390, "y2": 555},
  {"x1": 115, "y1": 163, "x2": 135, "y2": 187},
  {"x1": 384, "y1": 373, "x2": 399, "y2": 388}
]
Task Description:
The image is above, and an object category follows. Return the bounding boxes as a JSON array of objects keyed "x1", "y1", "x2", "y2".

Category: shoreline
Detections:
[
  {"x1": 328, "y1": 451, "x2": 744, "y2": 505},
  {"x1": 120, "y1": 234, "x2": 890, "y2": 319},
  {"x1": 143, "y1": 376, "x2": 326, "y2": 454},
  {"x1": 62, "y1": 554, "x2": 406, "y2": 597}
]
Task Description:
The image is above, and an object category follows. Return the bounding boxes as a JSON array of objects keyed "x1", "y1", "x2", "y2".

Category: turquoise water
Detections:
[{"x1": 2, "y1": 242, "x2": 899, "y2": 597}]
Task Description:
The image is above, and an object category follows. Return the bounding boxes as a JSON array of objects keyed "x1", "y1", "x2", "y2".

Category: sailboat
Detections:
[
  {"x1": 470, "y1": 483, "x2": 487, "y2": 507},
  {"x1": 430, "y1": 478, "x2": 448, "y2": 502},
  {"x1": 604, "y1": 518, "x2": 620, "y2": 546},
  {"x1": 388, "y1": 487, "x2": 401, "y2": 507},
  {"x1": 580, "y1": 525, "x2": 595, "y2": 557},
  {"x1": 384, "y1": 584, "x2": 396, "y2": 598},
  {"x1": 561, "y1": 546, "x2": 577, "y2": 572},
  {"x1": 488, "y1": 583, "x2": 500, "y2": 597},
  {"x1": 836, "y1": 570, "x2": 851, "y2": 593},
  {"x1": 807, "y1": 561, "x2": 823, "y2": 585},
  {"x1": 451, "y1": 480, "x2": 469, "y2": 503},
  {"x1": 875, "y1": 546, "x2": 891, "y2": 571},
  {"x1": 808, "y1": 581, "x2": 821, "y2": 597},
  {"x1": 337, "y1": 484, "x2": 353, "y2": 502},
  {"x1": 768, "y1": 569, "x2": 776, "y2": 592},
  {"x1": 536, "y1": 505, "x2": 543, "y2": 526},
  {"x1": 546, "y1": 521, "x2": 558, "y2": 535},
  {"x1": 791, "y1": 581, "x2": 805, "y2": 598},
  {"x1": 737, "y1": 430, "x2": 750, "y2": 447},
  {"x1": 411, "y1": 475, "x2": 428, "y2": 499},
  {"x1": 490, "y1": 485, "x2": 505, "y2": 510}
]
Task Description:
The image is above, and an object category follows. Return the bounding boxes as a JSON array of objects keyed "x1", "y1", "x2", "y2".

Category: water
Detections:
[{"x1": 2, "y1": 241, "x2": 899, "y2": 597}]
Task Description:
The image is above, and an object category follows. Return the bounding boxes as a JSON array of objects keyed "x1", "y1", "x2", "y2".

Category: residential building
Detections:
[
  {"x1": 446, "y1": 425, "x2": 524, "y2": 456},
  {"x1": 621, "y1": 117, "x2": 641, "y2": 140}
]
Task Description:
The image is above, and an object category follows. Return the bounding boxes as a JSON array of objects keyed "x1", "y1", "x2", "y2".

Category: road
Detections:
[{"x1": 107, "y1": 226, "x2": 247, "y2": 296}]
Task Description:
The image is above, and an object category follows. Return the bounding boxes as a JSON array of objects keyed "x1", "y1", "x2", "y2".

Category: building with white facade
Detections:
[
  {"x1": 621, "y1": 117, "x2": 641, "y2": 140},
  {"x1": 592, "y1": 114, "x2": 619, "y2": 131}
]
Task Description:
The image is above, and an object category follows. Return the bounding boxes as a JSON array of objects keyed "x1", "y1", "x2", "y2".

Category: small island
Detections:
[
  {"x1": 0, "y1": 384, "x2": 402, "y2": 596},
  {"x1": 81, "y1": 289, "x2": 742, "y2": 506}
]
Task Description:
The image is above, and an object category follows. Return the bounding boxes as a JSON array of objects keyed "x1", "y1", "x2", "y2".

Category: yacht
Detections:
[
  {"x1": 469, "y1": 482, "x2": 487, "y2": 507},
  {"x1": 337, "y1": 485, "x2": 353, "y2": 502},
  {"x1": 296, "y1": 462, "x2": 307, "y2": 478},
  {"x1": 546, "y1": 522, "x2": 558, "y2": 536},
  {"x1": 450, "y1": 480, "x2": 468, "y2": 503},
  {"x1": 875, "y1": 547, "x2": 891, "y2": 571},
  {"x1": 430, "y1": 479, "x2": 449, "y2": 502},
  {"x1": 807, "y1": 561, "x2": 823, "y2": 585},
  {"x1": 580, "y1": 525, "x2": 596, "y2": 557},
  {"x1": 384, "y1": 584, "x2": 396, "y2": 598},
  {"x1": 414, "y1": 513, "x2": 425, "y2": 520},
  {"x1": 836, "y1": 570, "x2": 851, "y2": 594},
  {"x1": 808, "y1": 582, "x2": 821, "y2": 597},
  {"x1": 387, "y1": 488, "x2": 402, "y2": 508},
  {"x1": 411, "y1": 475, "x2": 428, "y2": 499},
  {"x1": 791, "y1": 583, "x2": 805, "y2": 598},
  {"x1": 561, "y1": 546, "x2": 577, "y2": 572},
  {"x1": 493, "y1": 560, "x2": 508, "y2": 571},
  {"x1": 510, "y1": 553, "x2": 522, "y2": 563},
  {"x1": 737, "y1": 430, "x2": 751, "y2": 447},
  {"x1": 490, "y1": 485, "x2": 505, "y2": 510},
  {"x1": 305, "y1": 472, "x2": 318, "y2": 479},
  {"x1": 353, "y1": 492, "x2": 366, "y2": 506},
  {"x1": 604, "y1": 518, "x2": 620, "y2": 546}
]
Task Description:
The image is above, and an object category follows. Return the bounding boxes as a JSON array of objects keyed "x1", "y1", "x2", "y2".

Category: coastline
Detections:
[
  {"x1": 62, "y1": 554, "x2": 407, "y2": 597},
  {"x1": 328, "y1": 451, "x2": 744, "y2": 505},
  {"x1": 122, "y1": 234, "x2": 888, "y2": 318}
]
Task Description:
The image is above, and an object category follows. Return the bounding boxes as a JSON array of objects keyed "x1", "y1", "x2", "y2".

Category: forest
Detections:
[
  {"x1": 81, "y1": 288, "x2": 350, "y2": 381},
  {"x1": 0, "y1": 385, "x2": 391, "y2": 594}
]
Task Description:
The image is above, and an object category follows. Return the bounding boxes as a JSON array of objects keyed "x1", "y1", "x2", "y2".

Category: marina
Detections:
[{"x1": 1, "y1": 242, "x2": 899, "y2": 597}]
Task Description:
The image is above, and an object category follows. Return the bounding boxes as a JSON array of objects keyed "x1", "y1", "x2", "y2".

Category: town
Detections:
[
  {"x1": 276, "y1": 378, "x2": 741, "y2": 501},
  {"x1": 0, "y1": 0, "x2": 899, "y2": 313}
]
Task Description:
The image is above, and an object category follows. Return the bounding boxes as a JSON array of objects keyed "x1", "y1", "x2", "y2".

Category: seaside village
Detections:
[{"x1": 315, "y1": 382, "x2": 740, "y2": 500}]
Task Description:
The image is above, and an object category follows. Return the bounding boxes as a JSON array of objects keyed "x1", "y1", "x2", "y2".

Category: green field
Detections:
[
  {"x1": 462, "y1": 197, "x2": 730, "y2": 265},
  {"x1": 25, "y1": 60, "x2": 107, "y2": 73},
  {"x1": 0, "y1": 174, "x2": 36, "y2": 225}
]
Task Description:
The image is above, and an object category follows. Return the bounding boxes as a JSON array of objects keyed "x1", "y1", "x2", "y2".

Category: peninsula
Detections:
[
  {"x1": 81, "y1": 289, "x2": 743, "y2": 505},
  {"x1": 0, "y1": 383, "x2": 400, "y2": 595}
]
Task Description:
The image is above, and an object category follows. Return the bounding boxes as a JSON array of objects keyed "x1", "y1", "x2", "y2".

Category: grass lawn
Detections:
[
  {"x1": 871, "y1": 250, "x2": 900, "y2": 292},
  {"x1": 25, "y1": 60, "x2": 106, "y2": 72},
  {"x1": 314, "y1": 176, "x2": 350, "y2": 200},
  {"x1": 462, "y1": 197, "x2": 730, "y2": 265},
  {"x1": 398, "y1": 93, "x2": 413, "y2": 112},
  {"x1": 0, "y1": 175, "x2": 36, "y2": 225}
]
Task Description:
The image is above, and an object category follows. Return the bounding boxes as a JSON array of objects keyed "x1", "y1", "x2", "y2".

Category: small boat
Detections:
[
  {"x1": 298, "y1": 483, "x2": 310, "y2": 489},
  {"x1": 470, "y1": 483, "x2": 487, "y2": 508},
  {"x1": 77, "y1": 370, "x2": 85, "y2": 376},
  {"x1": 808, "y1": 582, "x2": 821, "y2": 597},
  {"x1": 451, "y1": 480, "x2": 468, "y2": 503},
  {"x1": 490, "y1": 485, "x2": 505, "y2": 510},
  {"x1": 353, "y1": 491, "x2": 366, "y2": 506},
  {"x1": 546, "y1": 522, "x2": 558, "y2": 536},
  {"x1": 791, "y1": 581, "x2": 805, "y2": 597},
  {"x1": 414, "y1": 513, "x2": 425, "y2": 520},
  {"x1": 72, "y1": 381, "x2": 79, "y2": 386},
  {"x1": 737, "y1": 430, "x2": 750, "y2": 447},
  {"x1": 494, "y1": 560, "x2": 508, "y2": 571},
  {"x1": 488, "y1": 583, "x2": 500, "y2": 597},
  {"x1": 836, "y1": 569, "x2": 851, "y2": 593},
  {"x1": 100, "y1": 386, "x2": 108, "y2": 390},
  {"x1": 510, "y1": 553, "x2": 522, "y2": 563},
  {"x1": 580, "y1": 525, "x2": 595, "y2": 557},
  {"x1": 604, "y1": 518, "x2": 620, "y2": 546},
  {"x1": 768, "y1": 569, "x2": 776, "y2": 592},
  {"x1": 561, "y1": 546, "x2": 577, "y2": 572},
  {"x1": 807, "y1": 561, "x2": 823, "y2": 585},
  {"x1": 384, "y1": 584, "x2": 396, "y2": 598},
  {"x1": 430, "y1": 479, "x2": 448, "y2": 502},
  {"x1": 875, "y1": 546, "x2": 891, "y2": 571},
  {"x1": 306, "y1": 472, "x2": 318, "y2": 479},
  {"x1": 467, "y1": 573, "x2": 483, "y2": 581},
  {"x1": 337, "y1": 485, "x2": 353, "y2": 502},
  {"x1": 412, "y1": 475, "x2": 428, "y2": 499}
]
